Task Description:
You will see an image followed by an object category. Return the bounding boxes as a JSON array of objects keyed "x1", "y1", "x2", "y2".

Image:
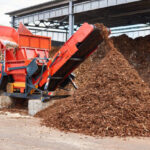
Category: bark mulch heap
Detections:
[
  {"x1": 112, "y1": 34, "x2": 150, "y2": 87},
  {"x1": 36, "y1": 24, "x2": 150, "y2": 137}
]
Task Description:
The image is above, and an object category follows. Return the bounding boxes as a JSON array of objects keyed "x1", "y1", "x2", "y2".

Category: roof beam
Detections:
[{"x1": 7, "y1": 0, "x2": 141, "y2": 27}]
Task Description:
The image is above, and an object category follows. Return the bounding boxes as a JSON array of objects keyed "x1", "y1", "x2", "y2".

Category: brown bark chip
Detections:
[{"x1": 36, "y1": 24, "x2": 150, "y2": 137}]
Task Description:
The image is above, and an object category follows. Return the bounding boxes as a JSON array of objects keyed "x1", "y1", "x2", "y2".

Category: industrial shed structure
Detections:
[{"x1": 6, "y1": 0, "x2": 150, "y2": 44}]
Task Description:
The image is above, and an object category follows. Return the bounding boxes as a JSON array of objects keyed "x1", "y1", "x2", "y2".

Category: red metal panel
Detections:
[
  {"x1": 0, "y1": 26, "x2": 18, "y2": 44},
  {"x1": 26, "y1": 48, "x2": 37, "y2": 59},
  {"x1": 30, "y1": 37, "x2": 40, "y2": 48},
  {"x1": 13, "y1": 75, "x2": 26, "y2": 82},
  {"x1": 19, "y1": 35, "x2": 30, "y2": 47},
  {"x1": 6, "y1": 61, "x2": 26, "y2": 74},
  {"x1": 16, "y1": 48, "x2": 27, "y2": 60},
  {"x1": 19, "y1": 34, "x2": 51, "y2": 50},
  {"x1": 6, "y1": 60, "x2": 26, "y2": 83},
  {"x1": 37, "y1": 49, "x2": 49, "y2": 58},
  {"x1": 40, "y1": 38, "x2": 51, "y2": 50},
  {"x1": 18, "y1": 23, "x2": 32, "y2": 35},
  {"x1": 6, "y1": 49, "x2": 16, "y2": 61}
]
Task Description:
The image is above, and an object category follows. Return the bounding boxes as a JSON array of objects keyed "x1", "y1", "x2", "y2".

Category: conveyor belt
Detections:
[{"x1": 47, "y1": 27, "x2": 103, "y2": 91}]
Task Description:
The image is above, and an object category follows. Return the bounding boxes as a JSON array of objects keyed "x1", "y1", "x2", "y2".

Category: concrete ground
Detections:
[{"x1": 0, "y1": 111, "x2": 150, "y2": 150}]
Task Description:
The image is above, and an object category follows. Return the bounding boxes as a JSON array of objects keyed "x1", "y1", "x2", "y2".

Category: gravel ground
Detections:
[{"x1": 0, "y1": 111, "x2": 150, "y2": 150}]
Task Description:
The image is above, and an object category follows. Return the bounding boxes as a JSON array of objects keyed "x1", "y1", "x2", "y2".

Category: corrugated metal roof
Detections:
[
  {"x1": 6, "y1": 0, "x2": 88, "y2": 16},
  {"x1": 6, "y1": 0, "x2": 69, "y2": 16}
]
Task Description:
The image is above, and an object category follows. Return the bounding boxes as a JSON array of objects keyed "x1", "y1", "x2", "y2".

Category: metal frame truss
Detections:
[{"x1": 12, "y1": 0, "x2": 140, "y2": 27}]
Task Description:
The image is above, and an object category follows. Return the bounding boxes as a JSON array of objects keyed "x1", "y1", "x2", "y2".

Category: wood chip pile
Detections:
[{"x1": 36, "y1": 24, "x2": 150, "y2": 137}]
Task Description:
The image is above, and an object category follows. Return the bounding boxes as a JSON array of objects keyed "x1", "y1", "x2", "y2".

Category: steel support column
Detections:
[
  {"x1": 68, "y1": 0, "x2": 74, "y2": 39},
  {"x1": 11, "y1": 16, "x2": 15, "y2": 28}
]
